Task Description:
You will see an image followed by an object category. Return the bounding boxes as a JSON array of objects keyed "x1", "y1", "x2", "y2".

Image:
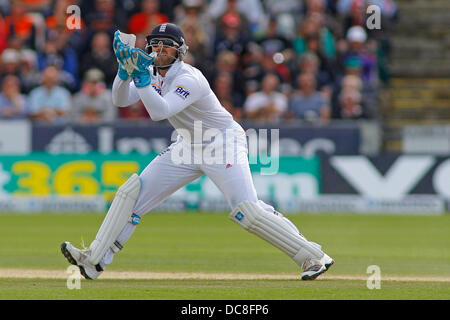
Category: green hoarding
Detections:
[{"x1": 0, "y1": 153, "x2": 320, "y2": 211}]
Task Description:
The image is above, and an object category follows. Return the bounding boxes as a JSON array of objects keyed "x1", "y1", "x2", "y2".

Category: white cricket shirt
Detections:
[{"x1": 112, "y1": 60, "x2": 242, "y2": 143}]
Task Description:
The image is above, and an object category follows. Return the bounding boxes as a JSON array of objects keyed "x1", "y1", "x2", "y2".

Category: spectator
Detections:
[
  {"x1": 305, "y1": 0, "x2": 341, "y2": 31},
  {"x1": 257, "y1": 18, "x2": 297, "y2": 88},
  {"x1": 293, "y1": 12, "x2": 337, "y2": 61},
  {"x1": 211, "y1": 50, "x2": 245, "y2": 100},
  {"x1": 263, "y1": 0, "x2": 302, "y2": 39},
  {"x1": 158, "y1": 0, "x2": 183, "y2": 21},
  {"x1": 337, "y1": 25, "x2": 378, "y2": 116},
  {"x1": 46, "y1": 0, "x2": 82, "y2": 30},
  {"x1": 213, "y1": 12, "x2": 252, "y2": 58},
  {"x1": 208, "y1": 0, "x2": 266, "y2": 35},
  {"x1": 28, "y1": 65, "x2": 71, "y2": 123},
  {"x1": 241, "y1": 42, "x2": 265, "y2": 89},
  {"x1": 4, "y1": 1, "x2": 36, "y2": 49},
  {"x1": 0, "y1": 75, "x2": 28, "y2": 119},
  {"x1": 0, "y1": 12, "x2": 8, "y2": 53},
  {"x1": 176, "y1": 0, "x2": 213, "y2": 43},
  {"x1": 339, "y1": 26, "x2": 377, "y2": 86},
  {"x1": 84, "y1": 0, "x2": 127, "y2": 34},
  {"x1": 287, "y1": 72, "x2": 330, "y2": 123},
  {"x1": 338, "y1": 0, "x2": 398, "y2": 19},
  {"x1": 128, "y1": 0, "x2": 169, "y2": 35},
  {"x1": 341, "y1": 71, "x2": 377, "y2": 117},
  {"x1": 72, "y1": 68, "x2": 115, "y2": 124},
  {"x1": 338, "y1": 89, "x2": 368, "y2": 119},
  {"x1": 263, "y1": 0, "x2": 303, "y2": 18},
  {"x1": 19, "y1": 48, "x2": 41, "y2": 94},
  {"x1": 245, "y1": 80, "x2": 259, "y2": 97},
  {"x1": 338, "y1": 0, "x2": 398, "y2": 85},
  {"x1": 214, "y1": 72, "x2": 243, "y2": 119},
  {"x1": 0, "y1": 48, "x2": 21, "y2": 81},
  {"x1": 339, "y1": 0, "x2": 398, "y2": 35},
  {"x1": 274, "y1": 13, "x2": 298, "y2": 41},
  {"x1": 244, "y1": 73, "x2": 287, "y2": 122},
  {"x1": 47, "y1": 0, "x2": 91, "y2": 61},
  {"x1": 80, "y1": 31, "x2": 118, "y2": 87},
  {"x1": 298, "y1": 51, "x2": 334, "y2": 96},
  {"x1": 340, "y1": 0, "x2": 366, "y2": 34},
  {"x1": 37, "y1": 32, "x2": 78, "y2": 91},
  {"x1": 0, "y1": 0, "x2": 390, "y2": 127},
  {"x1": 260, "y1": 52, "x2": 291, "y2": 86},
  {"x1": 341, "y1": 74, "x2": 363, "y2": 92},
  {"x1": 178, "y1": 2, "x2": 211, "y2": 74},
  {"x1": 258, "y1": 18, "x2": 292, "y2": 56},
  {"x1": 16, "y1": 0, "x2": 52, "y2": 12},
  {"x1": 222, "y1": 97, "x2": 242, "y2": 121}
]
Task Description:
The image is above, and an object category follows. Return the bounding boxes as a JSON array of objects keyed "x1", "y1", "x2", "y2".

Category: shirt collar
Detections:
[{"x1": 162, "y1": 60, "x2": 183, "y2": 83}]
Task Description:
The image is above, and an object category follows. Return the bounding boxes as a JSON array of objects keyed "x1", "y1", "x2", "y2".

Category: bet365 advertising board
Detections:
[{"x1": 0, "y1": 153, "x2": 320, "y2": 213}]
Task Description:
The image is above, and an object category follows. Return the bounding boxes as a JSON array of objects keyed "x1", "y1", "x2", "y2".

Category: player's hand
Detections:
[
  {"x1": 113, "y1": 30, "x2": 136, "y2": 51},
  {"x1": 115, "y1": 48, "x2": 156, "y2": 87},
  {"x1": 115, "y1": 47, "x2": 155, "y2": 74},
  {"x1": 113, "y1": 30, "x2": 127, "y2": 51},
  {"x1": 114, "y1": 30, "x2": 139, "y2": 80},
  {"x1": 131, "y1": 48, "x2": 156, "y2": 72},
  {"x1": 113, "y1": 30, "x2": 131, "y2": 80},
  {"x1": 115, "y1": 45, "x2": 132, "y2": 80}
]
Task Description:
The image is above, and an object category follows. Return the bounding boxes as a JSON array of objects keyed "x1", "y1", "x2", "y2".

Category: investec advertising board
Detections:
[
  {"x1": 0, "y1": 153, "x2": 320, "y2": 213},
  {"x1": 30, "y1": 123, "x2": 361, "y2": 156}
]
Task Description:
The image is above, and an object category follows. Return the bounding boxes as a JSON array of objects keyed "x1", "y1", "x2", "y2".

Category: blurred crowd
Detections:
[{"x1": 0, "y1": 0, "x2": 398, "y2": 125}]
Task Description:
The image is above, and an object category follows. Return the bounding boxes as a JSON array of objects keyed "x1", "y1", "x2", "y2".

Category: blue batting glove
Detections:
[
  {"x1": 113, "y1": 31, "x2": 131, "y2": 80},
  {"x1": 117, "y1": 64, "x2": 130, "y2": 80},
  {"x1": 128, "y1": 48, "x2": 156, "y2": 88},
  {"x1": 114, "y1": 47, "x2": 156, "y2": 87},
  {"x1": 113, "y1": 30, "x2": 125, "y2": 51},
  {"x1": 115, "y1": 45, "x2": 132, "y2": 80},
  {"x1": 115, "y1": 45, "x2": 131, "y2": 65}
]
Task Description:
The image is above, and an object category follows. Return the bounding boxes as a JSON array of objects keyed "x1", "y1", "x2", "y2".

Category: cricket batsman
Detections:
[{"x1": 61, "y1": 23, "x2": 334, "y2": 280}]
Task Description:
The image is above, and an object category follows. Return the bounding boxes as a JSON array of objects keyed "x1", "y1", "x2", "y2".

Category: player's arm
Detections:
[
  {"x1": 114, "y1": 43, "x2": 202, "y2": 121},
  {"x1": 111, "y1": 30, "x2": 141, "y2": 107},
  {"x1": 111, "y1": 74, "x2": 140, "y2": 107},
  {"x1": 136, "y1": 75, "x2": 202, "y2": 121}
]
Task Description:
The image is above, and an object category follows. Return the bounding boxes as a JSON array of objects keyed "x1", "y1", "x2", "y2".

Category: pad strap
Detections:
[
  {"x1": 129, "y1": 213, "x2": 141, "y2": 225},
  {"x1": 111, "y1": 240, "x2": 123, "y2": 254}
]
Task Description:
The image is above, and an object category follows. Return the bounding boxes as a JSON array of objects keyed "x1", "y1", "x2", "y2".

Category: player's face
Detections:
[{"x1": 150, "y1": 38, "x2": 179, "y2": 67}]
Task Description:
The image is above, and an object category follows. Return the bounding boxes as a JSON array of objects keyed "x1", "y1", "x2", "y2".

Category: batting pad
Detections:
[
  {"x1": 88, "y1": 173, "x2": 141, "y2": 265},
  {"x1": 230, "y1": 201, "x2": 324, "y2": 267}
]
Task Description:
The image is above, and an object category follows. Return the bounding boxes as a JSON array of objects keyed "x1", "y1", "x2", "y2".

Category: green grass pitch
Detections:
[{"x1": 0, "y1": 212, "x2": 449, "y2": 300}]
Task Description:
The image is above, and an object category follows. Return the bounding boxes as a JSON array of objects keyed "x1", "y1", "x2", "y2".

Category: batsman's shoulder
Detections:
[
  {"x1": 181, "y1": 64, "x2": 210, "y2": 89},
  {"x1": 175, "y1": 67, "x2": 204, "y2": 88}
]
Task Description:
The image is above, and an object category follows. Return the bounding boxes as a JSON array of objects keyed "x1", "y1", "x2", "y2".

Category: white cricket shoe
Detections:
[
  {"x1": 61, "y1": 241, "x2": 104, "y2": 280},
  {"x1": 301, "y1": 253, "x2": 334, "y2": 280}
]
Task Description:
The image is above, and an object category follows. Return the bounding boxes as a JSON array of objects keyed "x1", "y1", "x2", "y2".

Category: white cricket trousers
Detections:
[
  {"x1": 134, "y1": 128, "x2": 258, "y2": 215},
  {"x1": 101, "y1": 127, "x2": 259, "y2": 266}
]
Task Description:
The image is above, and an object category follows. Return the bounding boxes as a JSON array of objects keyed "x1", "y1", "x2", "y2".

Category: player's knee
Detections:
[
  {"x1": 117, "y1": 173, "x2": 141, "y2": 200},
  {"x1": 228, "y1": 192, "x2": 258, "y2": 211},
  {"x1": 229, "y1": 200, "x2": 264, "y2": 229}
]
